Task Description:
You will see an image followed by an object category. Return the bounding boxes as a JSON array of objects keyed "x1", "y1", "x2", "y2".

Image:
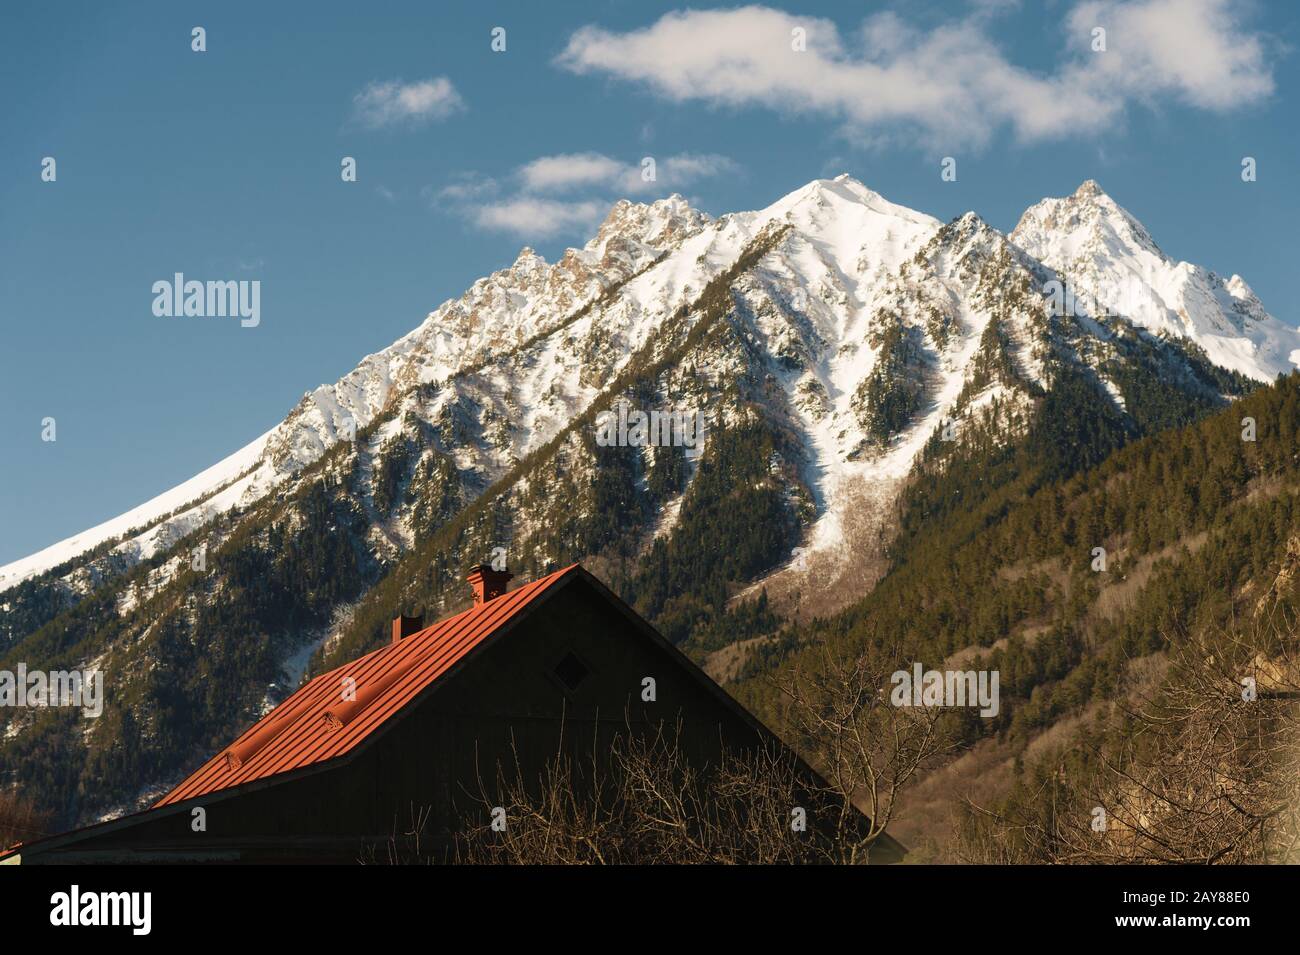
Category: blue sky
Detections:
[{"x1": 2, "y1": 0, "x2": 1297, "y2": 564}]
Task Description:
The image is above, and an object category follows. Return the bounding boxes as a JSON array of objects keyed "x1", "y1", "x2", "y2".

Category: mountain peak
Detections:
[
  {"x1": 763, "y1": 175, "x2": 937, "y2": 237},
  {"x1": 652, "y1": 192, "x2": 692, "y2": 210},
  {"x1": 806, "y1": 173, "x2": 880, "y2": 202},
  {"x1": 1074, "y1": 178, "x2": 1106, "y2": 200},
  {"x1": 589, "y1": 192, "x2": 709, "y2": 255},
  {"x1": 1011, "y1": 181, "x2": 1300, "y2": 380},
  {"x1": 935, "y1": 209, "x2": 994, "y2": 243},
  {"x1": 1010, "y1": 180, "x2": 1161, "y2": 263},
  {"x1": 9, "y1": 170, "x2": 1295, "y2": 602},
  {"x1": 601, "y1": 192, "x2": 697, "y2": 222},
  {"x1": 511, "y1": 246, "x2": 546, "y2": 270},
  {"x1": 829, "y1": 172, "x2": 873, "y2": 192},
  {"x1": 953, "y1": 209, "x2": 988, "y2": 229}
]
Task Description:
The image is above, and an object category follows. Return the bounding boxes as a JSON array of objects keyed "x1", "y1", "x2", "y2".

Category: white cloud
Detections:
[
  {"x1": 442, "y1": 151, "x2": 736, "y2": 239},
  {"x1": 655, "y1": 153, "x2": 739, "y2": 188},
  {"x1": 351, "y1": 77, "x2": 464, "y2": 128},
  {"x1": 518, "y1": 151, "x2": 737, "y2": 194},
  {"x1": 1067, "y1": 0, "x2": 1274, "y2": 110},
  {"x1": 556, "y1": 0, "x2": 1275, "y2": 148},
  {"x1": 470, "y1": 197, "x2": 607, "y2": 238},
  {"x1": 432, "y1": 172, "x2": 499, "y2": 204},
  {"x1": 519, "y1": 152, "x2": 628, "y2": 192}
]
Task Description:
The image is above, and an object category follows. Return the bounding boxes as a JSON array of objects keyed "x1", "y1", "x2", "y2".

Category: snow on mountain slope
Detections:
[
  {"x1": 728, "y1": 179, "x2": 941, "y2": 536},
  {"x1": 0, "y1": 179, "x2": 940, "y2": 596},
  {"x1": 0, "y1": 196, "x2": 710, "y2": 595},
  {"x1": 731, "y1": 200, "x2": 1043, "y2": 565},
  {"x1": 261, "y1": 193, "x2": 711, "y2": 475},
  {"x1": 1010, "y1": 180, "x2": 1300, "y2": 381},
  {"x1": 0, "y1": 429, "x2": 276, "y2": 593},
  {"x1": 5, "y1": 175, "x2": 1292, "y2": 599},
  {"x1": 371, "y1": 204, "x2": 780, "y2": 487}
]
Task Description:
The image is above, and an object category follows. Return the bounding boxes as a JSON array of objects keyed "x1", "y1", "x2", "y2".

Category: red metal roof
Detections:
[{"x1": 154, "y1": 564, "x2": 580, "y2": 807}]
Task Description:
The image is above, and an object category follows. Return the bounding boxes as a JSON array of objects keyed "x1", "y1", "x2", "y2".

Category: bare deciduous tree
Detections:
[
  {"x1": 369, "y1": 641, "x2": 956, "y2": 865},
  {"x1": 0, "y1": 789, "x2": 52, "y2": 853},
  {"x1": 440, "y1": 642, "x2": 954, "y2": 865},
  {"x1": 776, "y1": 644, "x2": 958, "y2": 864},
  {"x1": 451, "y1": 720, "x2": 833, "y2": 864},
  {"x1": 958, "y1": 619, "x2": 1300, "y2": 864}
]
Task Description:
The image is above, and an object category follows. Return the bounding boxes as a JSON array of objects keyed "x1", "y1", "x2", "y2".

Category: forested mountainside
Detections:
[
  {"x1": 1, "y1": 175, "x2": 1291, "y2": 828},
  {"x1": 733, "y1": 373, "x2": 1300, "y2": 860}
]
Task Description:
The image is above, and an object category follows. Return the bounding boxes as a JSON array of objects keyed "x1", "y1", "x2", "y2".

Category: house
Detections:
[{"x1": 2, "y1": 564, "x2": 903, "y2": 864}]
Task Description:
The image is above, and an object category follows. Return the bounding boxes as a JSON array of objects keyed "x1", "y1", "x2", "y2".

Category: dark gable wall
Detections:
[{"x1": 35, "y1": 576, "x2": 770, "y2": 862}]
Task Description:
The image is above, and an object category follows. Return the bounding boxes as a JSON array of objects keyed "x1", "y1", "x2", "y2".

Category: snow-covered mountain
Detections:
[
  {"x1": 8, "y1": 173, "x2": 1298, "y2": 825},
  {"x1": 1010, "y1": 180, "x2": 1300, "y2": 380},
  {"x1": 3, "y1": 175, "x2": 1294, "y2": 601},
  {"x1": 0, "y1": 194, "x2": 711, "y2": 594}
]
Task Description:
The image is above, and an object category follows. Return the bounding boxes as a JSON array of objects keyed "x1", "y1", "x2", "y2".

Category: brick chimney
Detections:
[
  {"x1": 467, "y1": 565, "x2": 513, "y2": 605},
  {"x1": 391, "y1": 612, "x2": 424, "y2": 643}
]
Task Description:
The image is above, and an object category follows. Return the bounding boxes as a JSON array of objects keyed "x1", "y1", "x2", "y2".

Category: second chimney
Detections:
[
  {"x1": 467, "y1": 565, "x2": 513, "y2": 605},
  {"x1": 391, "y1": 613, "x2": 424, "y2": 643}
]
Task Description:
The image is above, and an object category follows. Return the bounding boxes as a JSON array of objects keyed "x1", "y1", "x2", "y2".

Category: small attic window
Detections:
[{"x1": 554, "y1": 652, "x2": 590, "y2": 692}]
